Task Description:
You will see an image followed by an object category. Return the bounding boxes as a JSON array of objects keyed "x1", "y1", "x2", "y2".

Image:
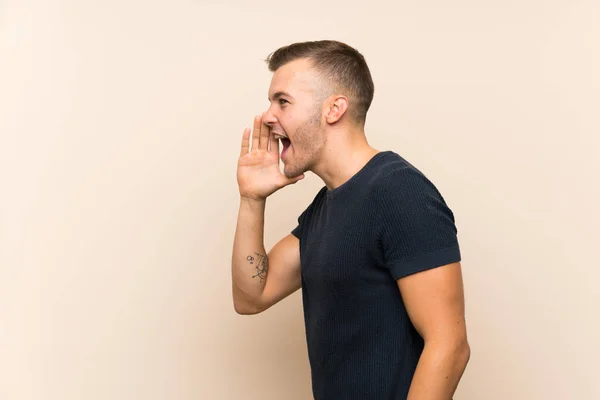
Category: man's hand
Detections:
[{"x1": 237, "y1": 114, "x2": 304, "y2": 201}]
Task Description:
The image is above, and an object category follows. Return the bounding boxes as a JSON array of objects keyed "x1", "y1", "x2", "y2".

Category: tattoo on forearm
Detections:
[{"x1": 247, "y1": 253, "x2": 268, "y2": 283}]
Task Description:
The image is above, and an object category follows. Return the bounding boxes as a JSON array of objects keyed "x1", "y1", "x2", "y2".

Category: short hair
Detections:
[{"x1": 265, "y1": 40, "x2": 375, "y2": 125}]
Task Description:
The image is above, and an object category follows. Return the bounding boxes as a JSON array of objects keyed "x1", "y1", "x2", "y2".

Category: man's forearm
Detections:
[
  {"x1": 231, "y1": 197, "x2": 268, "y2": 313},
  {"x1": 407, "y1": 339, "x2": 470, "y2": 399}
]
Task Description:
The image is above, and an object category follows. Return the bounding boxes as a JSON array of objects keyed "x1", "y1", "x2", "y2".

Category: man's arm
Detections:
[
  {"x1": 231, "y1": 197, "x2": 301, "y2": 315},
  {"x1": 232, "y1": 114, "x2": 304, "y2": 315},
  {"x1": 400, "y1": 261, "x2": 470, "y2": 399}
]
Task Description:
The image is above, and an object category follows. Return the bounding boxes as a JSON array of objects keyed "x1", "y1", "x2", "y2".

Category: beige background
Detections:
[{"x1": 1, "y1": 0, "x2": 599, "y2": 399}]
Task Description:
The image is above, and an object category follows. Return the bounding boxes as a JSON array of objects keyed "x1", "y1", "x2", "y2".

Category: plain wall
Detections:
[{"x1": 1, "y1": 0, "x2": 598, "y2": 399}]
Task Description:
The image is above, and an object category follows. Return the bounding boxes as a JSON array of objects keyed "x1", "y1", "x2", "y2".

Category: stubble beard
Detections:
[{"x1": 282, "y1": 114, "x2": 324, "y2": 179}]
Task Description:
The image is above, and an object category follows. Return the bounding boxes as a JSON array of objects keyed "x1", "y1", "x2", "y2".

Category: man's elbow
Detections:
[
  {"x1": 447, "y1": 334, "x2": 471, "y2": 371},
  {"x1": 455, "y1": 337, "x2": 471, "y2": 368},
  {"x1": 427, "y1": 334, "x2": 471, "y2": 369},
  {"x1": 232, "y1": 298, "x2": 266, "y2": 315}
]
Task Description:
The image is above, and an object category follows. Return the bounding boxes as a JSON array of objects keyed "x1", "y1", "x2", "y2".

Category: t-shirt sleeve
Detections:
[{"x1": 378, "y1": 167, "x2": 461, "y2": 280}]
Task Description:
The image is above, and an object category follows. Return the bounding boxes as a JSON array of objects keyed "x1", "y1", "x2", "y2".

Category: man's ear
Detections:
[{"x1": 325, "y1": 95, "x2": 349, "y2": 124}]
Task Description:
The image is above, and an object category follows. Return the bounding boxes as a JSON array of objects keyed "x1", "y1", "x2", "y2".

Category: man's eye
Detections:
[{"x1": 279, "y1": 99, "x2": 289, "y2": 105}]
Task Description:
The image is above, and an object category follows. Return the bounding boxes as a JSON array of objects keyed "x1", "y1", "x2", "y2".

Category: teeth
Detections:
[{"x1": 273, "y1": 134, "x2": 287, "y2": 140}]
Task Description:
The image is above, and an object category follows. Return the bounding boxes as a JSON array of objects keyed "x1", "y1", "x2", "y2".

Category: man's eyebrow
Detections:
[{"x1": 268, "y1": 91, "x2": 293, "y2": 101}]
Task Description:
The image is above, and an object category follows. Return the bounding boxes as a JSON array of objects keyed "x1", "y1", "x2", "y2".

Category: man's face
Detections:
[{"x1": 264, "y1": 58, "x2": 328, "y2": 178}]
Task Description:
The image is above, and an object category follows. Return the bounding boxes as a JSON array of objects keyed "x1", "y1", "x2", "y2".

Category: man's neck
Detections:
[{"x1": 313, "y1": 133, "x2": 381, "y2": 191}]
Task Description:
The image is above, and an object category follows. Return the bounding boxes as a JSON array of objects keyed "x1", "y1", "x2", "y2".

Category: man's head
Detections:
[{"x1": 262, "y1": 40, "x2": 375, "y2": 178}]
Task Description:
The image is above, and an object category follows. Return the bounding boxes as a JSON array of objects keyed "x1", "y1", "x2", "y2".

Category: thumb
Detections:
[
  {"x1": 288, "y1": 173, "x2": 305, "y2": 184},
  {"x1": 277, "y1": 173, "x2": 305, "y2": 187}
]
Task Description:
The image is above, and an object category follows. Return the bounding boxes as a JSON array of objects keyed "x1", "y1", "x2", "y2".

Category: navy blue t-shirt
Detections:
[{"x1": 291, "y1": 150, "x2": 461, "y2": 399}]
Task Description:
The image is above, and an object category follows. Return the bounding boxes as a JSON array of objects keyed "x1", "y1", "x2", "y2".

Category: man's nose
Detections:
[{"x1": 262, "y1": 109, "x2": 277, "y2": 126}]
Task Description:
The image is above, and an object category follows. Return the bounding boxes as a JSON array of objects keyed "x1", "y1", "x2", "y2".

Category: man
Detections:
[{"x1": 231, "y1": 40, "x2": 470, "y2": 399}]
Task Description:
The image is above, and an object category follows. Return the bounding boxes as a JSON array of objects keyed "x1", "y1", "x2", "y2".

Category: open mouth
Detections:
[
  {"x1": 281, "y1": 138, "x2": 291, "y2": 156},
  {"x1": 273, "y1": 133, "x2": 292, "y2": 157}
]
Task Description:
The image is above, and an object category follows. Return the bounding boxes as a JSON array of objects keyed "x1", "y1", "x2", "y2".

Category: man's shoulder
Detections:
[
  {"x1": 366, "y1": 151, "x2": 432, "y2": 191},
  {"x1": 369, "y1": 151, "x2": 451, "y2": 218}
]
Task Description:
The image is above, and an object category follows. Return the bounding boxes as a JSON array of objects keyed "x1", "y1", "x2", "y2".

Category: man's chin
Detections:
[
  {"x1": 283, "y1": 170, "x2": 296, "y2": 179},
  {"x1": 283, "y1": 165, "x2": 303, "y2": 179}
]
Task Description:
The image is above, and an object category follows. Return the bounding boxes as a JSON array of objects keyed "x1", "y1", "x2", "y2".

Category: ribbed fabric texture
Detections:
[{"x1": 291, "y1": 151, "x2": 461, "y2": 400}]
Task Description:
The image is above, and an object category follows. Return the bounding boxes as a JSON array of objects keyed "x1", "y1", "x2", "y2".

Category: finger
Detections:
[
  {"x1": 240, "y1": 127, "x2": 251, "y2": 156},
  {"x1": 259, "y1": 114, "x2": 270, "y2": 151},
  {"x1": 251, "y1": 115, "x2": 261, "y2": 151}
]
